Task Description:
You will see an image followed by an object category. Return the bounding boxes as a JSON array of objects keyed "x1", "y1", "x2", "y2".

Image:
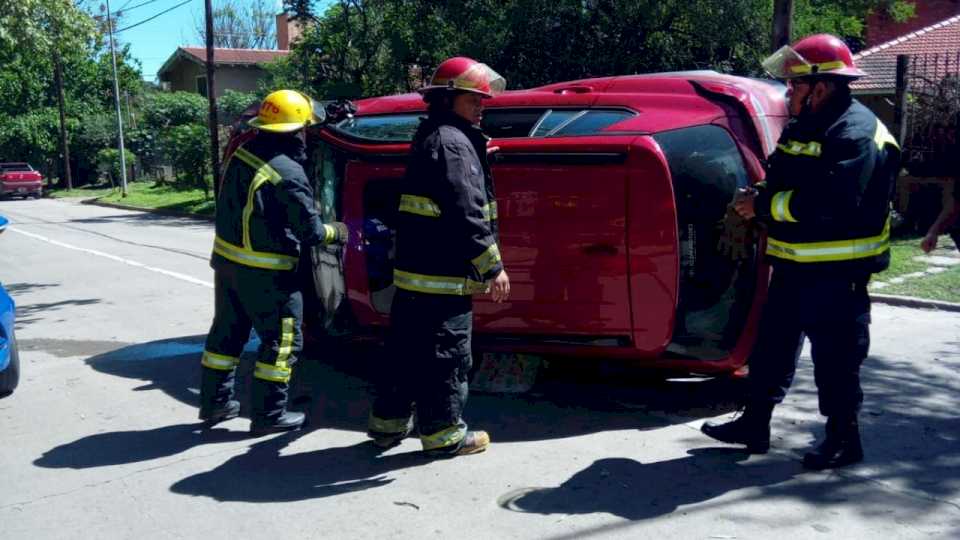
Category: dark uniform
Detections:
[
  {"x1": 200, "y1": 133, "x2": 341, "y2": 426},
  {"x1": 368, "y1": 111, "x2": 502, "y2": 455},
  {"x1": 748, "y1": 96, "x2": 900, "y2": 422}
]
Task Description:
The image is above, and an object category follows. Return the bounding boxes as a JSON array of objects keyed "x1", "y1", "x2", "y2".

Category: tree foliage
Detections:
[
  {"x1": 273, "y1": 0, "x2": 916, "y2": 98},
  {"x1": 0, "y1": 1, "x2": 140, "y2": 184},
  {"x1": 162, "y1": 124, "x2": 211, "y2": 195},
  {"x1": 194, "y1": 0, "x2": 276, "y2": 49}
]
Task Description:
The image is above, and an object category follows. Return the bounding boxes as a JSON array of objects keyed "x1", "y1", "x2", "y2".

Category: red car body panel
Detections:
[
  {"x1": 0, "y1": 163, "x2": 43, "y2": 198},
  {"x1": 226, "y1": 72, "x2": 789, "y2": 376}
]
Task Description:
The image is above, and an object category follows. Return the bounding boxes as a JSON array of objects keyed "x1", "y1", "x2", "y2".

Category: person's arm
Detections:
[
  {"x1": 276, "y1": 164, "x2": 347, "y2": 247},
  {"x1": 922, "y1": 181, "x2": 960, "y2": 252},
  {"x1": 756, "y1": 134, "x2": 877, "y2": 226},
  {"x1": 436, "y1": 140, "x2": 509, "y2": 301}
]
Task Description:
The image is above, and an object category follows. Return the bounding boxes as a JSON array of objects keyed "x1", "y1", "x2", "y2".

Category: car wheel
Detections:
[{"x1": 0, "y1": 330, "x2": 20, "y2": 398}]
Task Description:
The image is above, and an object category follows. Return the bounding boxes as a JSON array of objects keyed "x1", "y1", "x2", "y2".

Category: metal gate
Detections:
[{"x1": 900, "y1": 51, "x2": 960, "y2": 177}]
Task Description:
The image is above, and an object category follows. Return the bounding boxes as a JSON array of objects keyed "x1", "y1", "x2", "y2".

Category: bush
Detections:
[
  {"x1": 218, "y1": 89, "x2": 260, "y2": 126},
  {"x1": 162, "y1": 123, "x2": 211, "y2": 195},
  {"x1": 95, "y1": 148, "x2": 136, "y2": 186}
]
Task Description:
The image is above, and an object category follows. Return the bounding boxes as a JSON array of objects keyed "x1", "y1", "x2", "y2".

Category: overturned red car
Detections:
[{"x1": 228, "y1": 71, "x2": 789, "y2": 376}]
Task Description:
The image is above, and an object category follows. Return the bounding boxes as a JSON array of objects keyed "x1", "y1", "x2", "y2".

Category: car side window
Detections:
[
  {"x1": 531, "y1": 110, "x2": 584, "y2": 137},
  {"x1": 334, "y1": 114, "x2": 422, "y2": 142},
  {"x1": 480, "y1": 108, "x2": 547, "y2": 138},
  {"x1": 548, "y1": 110, "x2": 635, "y2": 137}
]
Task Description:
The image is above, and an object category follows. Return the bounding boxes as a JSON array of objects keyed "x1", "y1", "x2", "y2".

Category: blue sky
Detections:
[{"x1": 105, "y1": 0, "x2": 331, "y2": 81}]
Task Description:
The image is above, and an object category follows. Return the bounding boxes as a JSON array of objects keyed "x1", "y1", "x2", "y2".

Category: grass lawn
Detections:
[
  {"x1": 98, "y1": 181, "x2": 215, "y2": 216},
  {"x1": 47, "y1": 185, "x2": 117, "y2": 199},
  {"x1": 875, "y1": 235, "x2": 960, "y2": 303}
]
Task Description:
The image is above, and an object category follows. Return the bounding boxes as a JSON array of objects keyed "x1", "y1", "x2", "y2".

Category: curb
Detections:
[
  {"x1": 81, "y1": 198, "x2": 214, "y2": 222},
  {"x1": 871, "y1": 293, "x2": 960, "y2": 312}
]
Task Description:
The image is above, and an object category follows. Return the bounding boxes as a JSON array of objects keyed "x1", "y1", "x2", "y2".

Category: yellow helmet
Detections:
[{"x1": 248, "y1": 90, "x2": 318, "y2": 133}]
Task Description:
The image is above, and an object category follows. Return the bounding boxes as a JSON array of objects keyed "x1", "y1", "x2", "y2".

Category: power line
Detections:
[
  {"x1": 116, "y1": 0, "x2": 194, "y2": 32},
  {"x1": 116, "y1": 0, "x2": 168, "y2": 14}
]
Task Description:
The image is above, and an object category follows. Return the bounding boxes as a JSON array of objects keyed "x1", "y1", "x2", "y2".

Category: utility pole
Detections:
[
  {"x1": 105, "y1": 0, "x2": 128, "y2": 196},
  {"x1": 53, "y1": 49, "x2": 73, "y2": 190},
  {"x1": 772, "y1": 0, "x2": 794, "y2": 51},
  {"x1": 205, "y1": 0, "x2": 221, "y2": 199}
]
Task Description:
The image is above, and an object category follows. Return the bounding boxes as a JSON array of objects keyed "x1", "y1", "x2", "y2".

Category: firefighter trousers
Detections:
[
  {"x1": 748, "y1": 268, "x2": 871, "y2": 419},
  {"x1": 200, "y1": 263, "x2": 304, "y2": 422},
  {"x1": 369, "y1": 290, "x2": 473, "y2": 454}
]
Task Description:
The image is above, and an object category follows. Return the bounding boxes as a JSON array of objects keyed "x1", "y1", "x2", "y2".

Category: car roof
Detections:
[{"x1": 353, "y1": 71, "x2": 786, "y2": 134}]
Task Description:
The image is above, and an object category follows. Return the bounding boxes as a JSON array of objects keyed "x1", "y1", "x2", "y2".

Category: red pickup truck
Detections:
[{"x1": 0, "y1": 163, "x2": 43, "y2": 199}]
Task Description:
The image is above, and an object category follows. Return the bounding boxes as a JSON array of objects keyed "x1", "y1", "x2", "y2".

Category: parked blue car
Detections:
[{"x1": 0, "y1": 214, "x2": 19, "y2": 397}]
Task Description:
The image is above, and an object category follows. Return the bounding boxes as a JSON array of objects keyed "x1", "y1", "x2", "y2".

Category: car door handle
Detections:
[{"x1": 582, "y1": 243, "x2": 619, "y2": 256}]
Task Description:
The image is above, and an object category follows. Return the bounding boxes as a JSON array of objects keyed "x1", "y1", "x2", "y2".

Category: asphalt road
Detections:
[{"x1": 1, "y1": 197, "x2": 958, "y2": 539}]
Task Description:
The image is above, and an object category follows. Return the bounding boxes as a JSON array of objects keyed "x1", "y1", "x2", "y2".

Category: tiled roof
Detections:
[
  {"x1": 178, "y1": 47, "x2": 289, "y2": 65},
  {"x1": 852, "y1": 15, "x2": 960, "y2": 93}
]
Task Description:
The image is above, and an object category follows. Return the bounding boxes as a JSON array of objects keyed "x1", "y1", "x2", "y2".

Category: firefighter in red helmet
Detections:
[
  {"x1": 701, "y1": 34, "x2": 901, "y2": 469},
  {"x1": 367, "y1": 57, "x2": 509, "y2": 457}
]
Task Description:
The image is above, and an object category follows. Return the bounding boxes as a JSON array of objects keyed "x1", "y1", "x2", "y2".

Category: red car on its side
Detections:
[
  {"x1": 0, "y1": 163, "x2": 43, "y2": 199},
  {"x1": 227, "y1": 71, "x2": 789, "y2": 376}
]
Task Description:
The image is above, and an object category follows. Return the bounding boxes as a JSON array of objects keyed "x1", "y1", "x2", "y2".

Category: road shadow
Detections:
[
  {"x1": 34, "y1": 424, "x2": 249, "y2": 469},
  {"x1": 498, "y1": 449, "x2": 798, "y2": 521},
  {"x1": 82, "y1": 335, "x2": 744, "y2": 447},
  {"x1": 169, "y1": 433, "x2": 429, "y2": 503}
]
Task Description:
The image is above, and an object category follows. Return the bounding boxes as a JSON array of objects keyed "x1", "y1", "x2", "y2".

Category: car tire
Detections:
[{"x1": 0, "y1": 330, "x2": 20, "y2": 398}]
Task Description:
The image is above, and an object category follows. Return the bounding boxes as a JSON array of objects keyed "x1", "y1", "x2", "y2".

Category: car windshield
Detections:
[{"x1": 0, "y1": 163, "x2": 32, "y2": 172}]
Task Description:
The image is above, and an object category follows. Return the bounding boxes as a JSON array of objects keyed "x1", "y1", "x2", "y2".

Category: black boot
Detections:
[
  {"x1": 701, "y1": 404, "x2": 773, "y2": 454},
  {"x1": 199, "y1": 367, "x2": 238, "y2": 427},
  {"x1": 250, "y1": 378, "x2": 305, "y2": 436},
  {"x1": 199, "y1": 399, "x2": 241, "y2": 427},
  {"x1": 250, "y1": 410, "x2": 306, "y2": 436},
  {"x1": 803, "y1": 417, "x2": 863, "y2": 470}
]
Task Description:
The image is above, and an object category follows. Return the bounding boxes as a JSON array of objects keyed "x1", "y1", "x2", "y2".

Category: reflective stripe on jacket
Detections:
[
  {"x1": 755, "y1": 98, "x2": 901, "y2": 275},
  {"x1": 392, "y1": 112, "x2": 503, "y2": 295},
  {"x1": 211, "y1": 134, "x2": 339, "y2": 271}
]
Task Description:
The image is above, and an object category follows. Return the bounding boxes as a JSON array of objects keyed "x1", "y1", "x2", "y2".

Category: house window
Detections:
[{"x1": 196, "y1": 76, "x2": 208, "y2": 97}]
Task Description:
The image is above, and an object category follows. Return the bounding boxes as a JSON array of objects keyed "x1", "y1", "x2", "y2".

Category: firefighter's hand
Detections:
[
  {"x1": 717, "y1": 204, "x2": 754, "y2": 261},
  {"x1": 921, "y1": 232, "x2": 939, "y2": 253},
  {"x1": 490, "y1": 270, "x2": 510, "y2": 303},
  {"x1": 326, "y1": 221, "x2": 349, "y2": 245},
  {"x1": 487, "y1": 145, "x2": 500, "y2": 156},
  {"x1": 733, "y1": 193, "x2": 757, "y2": 219}
]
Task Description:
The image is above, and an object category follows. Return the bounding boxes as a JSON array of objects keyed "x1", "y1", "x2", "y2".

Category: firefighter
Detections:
[
  {"x1": 199, "y1": 89, "x2": 348, "y2": 436},
  {"x1": 701, "y1": 34, "x2": 901, "y2": 469},
  {"x1": 367, "y1": 57, "x2": 510, "y2": 457}
]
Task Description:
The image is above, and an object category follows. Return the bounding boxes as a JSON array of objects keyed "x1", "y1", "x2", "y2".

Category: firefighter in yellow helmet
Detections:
[
  {"x1": 701, "y1": 35, "x2": 901, "y2": 469},
  {"x1": 367, "y1": 57, "x2": 509, "y2": 457},
  {"x1": 199, "y1": 90, "x2": 349, "y2": 436}
]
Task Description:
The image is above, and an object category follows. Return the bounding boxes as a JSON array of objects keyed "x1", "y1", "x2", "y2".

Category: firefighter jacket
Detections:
[
  {"x1": 392, "y1": 111, "x2": 503, "y2": 295},
  {"x1": 211, "y1": 133, "x2": 339, "y2": 271},
  {"x1": 754, "y1": 96, "x2": 901, "y2": 276}
]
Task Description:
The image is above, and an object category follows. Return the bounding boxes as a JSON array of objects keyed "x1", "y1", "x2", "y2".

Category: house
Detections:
[
  {"x1": 156, "y1": 13, "x2": 306, "y2": 97},
  {"x1": 864, "y1": 0, "x2": 960, "y2": 47},
  {"x1": 156, "y1": 47, "x2": 290, "y2": 98},
  {"x1": 852, "y1": 14, "x2": 960, "y2": 128},
  {"x1": 853, "y1": 10, "x2": 960, "y2": 229}
]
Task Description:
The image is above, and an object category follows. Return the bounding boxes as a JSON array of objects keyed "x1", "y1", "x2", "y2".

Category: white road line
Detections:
[{"x1": 8, "y1": 226, "x2": 213, "y2": 289}]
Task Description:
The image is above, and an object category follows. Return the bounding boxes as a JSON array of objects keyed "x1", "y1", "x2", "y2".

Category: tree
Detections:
[{"x1": 193, "y1": 0, "x2": 276, "y2": 49}]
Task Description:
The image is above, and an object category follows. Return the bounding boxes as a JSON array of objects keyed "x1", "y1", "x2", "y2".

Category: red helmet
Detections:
[
  {"x1": 419, "y1": 57, "x2": 506, "y2": 98},
  {"x1": 762, "y1": 34, "x2": 867, "y2": 79}
]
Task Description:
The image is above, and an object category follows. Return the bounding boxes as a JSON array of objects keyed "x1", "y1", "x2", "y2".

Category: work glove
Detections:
[
  {"x1": 716, "y1": 203, "x2": 755, "y2": 261},
  {"x1": 325, "y1": 221, "x2": 350, "y2": 245}
]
